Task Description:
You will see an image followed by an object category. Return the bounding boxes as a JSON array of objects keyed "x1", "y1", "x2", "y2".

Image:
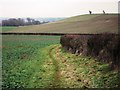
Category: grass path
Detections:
[
  {"x1": 49, "y1": 45, "x2": 91, "y2": 88},
  {"x1": 47, "y1": 45, "x2": 119, "y2": 88},
  {"x1": 49, "y1": 46, "x2": 61, "y2": 87},
  {"x1": 50, "y1": 45, "x2": 81, "y2": 88},
  {"x1": 3, "y1": 44, "x2": 119, "y2": 88}
]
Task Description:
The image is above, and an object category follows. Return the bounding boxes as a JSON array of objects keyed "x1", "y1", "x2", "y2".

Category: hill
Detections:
[{"x1": 3, "y1": 14, "x2": 119, "y2": 34}]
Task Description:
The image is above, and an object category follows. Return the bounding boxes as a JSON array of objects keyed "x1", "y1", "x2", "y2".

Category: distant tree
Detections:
[
  {"x1": 2, "y1": 20, "x2": 8, "y2": 26},
  {"x1": 2, "y1": 18, "x2": 17, "y2": 26},
  {"x1": 2, "y1": 18, "x2": 41, "y2": 26},
  {"x1": 2, "y1": 18, "x2": 25, "y2": 26},
  {"x1": 26, "y1": 18, "x2": 32, "y2": 25},
  {"x1": 18, "y1": 18, "x2": 25, "y2": 26},
  {"x1": 26, "y1": 18, "x2": 31, "y2": 22},
  {"x1": 34, "y1": 21, "x2": 40, "y2": 25},
  {"x1": 31, "y1": 19, "x2": 39, "y2": 25}
]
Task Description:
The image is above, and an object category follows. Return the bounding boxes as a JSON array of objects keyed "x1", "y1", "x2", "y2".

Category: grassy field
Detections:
[
  {"x1": 4, "y1": 14, "x2": 118, "y2": 34},
  {"x1": 1, "y1": 26, "x2": 17, "y2": 32},
  {"x1": 2, "y1": 35, "x2": 119, "y2": 88},
  {"x1": 2, "y1": 35, "x2": 60, "y2": 88},
  {"x1": 50, "y1": 45, "x2": 119, "y2": 88},
  {"x1": 1, "y1": 14, "x2": 119, "y2": 89}
]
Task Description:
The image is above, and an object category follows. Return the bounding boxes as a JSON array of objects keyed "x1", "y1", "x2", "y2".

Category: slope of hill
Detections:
[{"x1": 4, "y1": 14, "x2": 119, "y2": 34}]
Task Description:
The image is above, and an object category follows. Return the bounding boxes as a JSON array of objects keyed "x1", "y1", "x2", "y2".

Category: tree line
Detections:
[{"x1": 2, "y1": 18, "x2": 48, "y2": 26}]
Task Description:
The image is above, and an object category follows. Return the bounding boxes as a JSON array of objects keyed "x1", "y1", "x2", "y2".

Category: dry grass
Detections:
[{"x1": 5, "y1": 14, "x2": 118, "y2": 34}]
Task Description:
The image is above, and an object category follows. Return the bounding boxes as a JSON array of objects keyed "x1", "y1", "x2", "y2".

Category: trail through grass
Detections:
[
  {"x1": 48, "y1": 45, "x2": 119, "y2": 88},
  {"x1": 2, "y1": 36, "x2": 119, "y2": 88}
]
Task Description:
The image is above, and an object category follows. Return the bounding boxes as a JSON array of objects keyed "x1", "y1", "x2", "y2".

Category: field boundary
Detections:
[{"x1": 0, "y1": 33, "x2": 119, "y2": 36}]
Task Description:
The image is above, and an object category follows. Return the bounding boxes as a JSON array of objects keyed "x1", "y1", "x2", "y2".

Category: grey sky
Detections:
[{"x1": 0, "y1": 0, "x2": 119, "y2": 18}]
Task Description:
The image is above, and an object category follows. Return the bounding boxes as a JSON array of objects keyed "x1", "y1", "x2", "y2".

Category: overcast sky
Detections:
[{"x1": 0, "y1": 0, "x2": 119, "y2": 18}]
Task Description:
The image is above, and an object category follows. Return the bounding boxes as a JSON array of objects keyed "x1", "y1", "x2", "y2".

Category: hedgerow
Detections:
[{"x1": 60, "y1": 33, "x2": 120, "y2": 70}]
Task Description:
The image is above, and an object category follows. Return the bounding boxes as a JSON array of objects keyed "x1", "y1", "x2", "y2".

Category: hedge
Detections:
[{"x1": 60, "y1": 33, "x2": 120, "y2": 71}]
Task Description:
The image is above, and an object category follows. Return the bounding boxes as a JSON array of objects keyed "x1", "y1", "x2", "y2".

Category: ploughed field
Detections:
[{"x1": 2, "y1": 35, "x2": 119, "y2": 88}]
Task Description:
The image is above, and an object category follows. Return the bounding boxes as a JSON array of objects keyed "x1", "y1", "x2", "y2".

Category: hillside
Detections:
[{"x1": 3, "y1": 14, "x2": 119, "y2": 34}]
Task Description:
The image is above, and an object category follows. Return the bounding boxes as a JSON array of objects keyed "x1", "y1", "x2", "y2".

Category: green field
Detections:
[
  {"x1": 2, "y1": 35, "x2": 119, "y2": 88},
  {"x1": 2, "y1": 14, "x2": 119, "y2": 88},
  {"x1": 2, "y1": 35, "x2": 60, "y2": 88},
  {"x1": 3, "y1": 14, "x2": 118, "y2": 34},
  {"x1": 1, "y1": 26, "x2": 17, "y2": 32}
]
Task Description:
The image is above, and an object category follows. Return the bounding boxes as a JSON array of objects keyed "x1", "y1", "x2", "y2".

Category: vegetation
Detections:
[
  {"x1": 1, "y1": 26, "x2": 17, "y2": 32},
  {"x1": 51, "y1": 45, "x2": 119, "y2": 88},
  {"x1": 2, "y1": 18, "x2": 49, "y2": 27},
  {"x1": 3, "y1": 14, "x2": 118, "y2": 33},
  {"x1": 2, "y1": 18, "x2": 25, "y2": 26},
  {"x1": 2, "y1": 35, "x2": 119, "y2": 88},
  {"x1": 2, "y1": 35, "x2": 60, "y2": 88},
  {"x1": 87, "y1": 34, "x2": 120, "y2": 70},
  {"x1": 60, "y1": 34, "x2": 120, "y2": 70},
  {"x1": 2, "y1": 14, "x2": 119, "y2": 89}
]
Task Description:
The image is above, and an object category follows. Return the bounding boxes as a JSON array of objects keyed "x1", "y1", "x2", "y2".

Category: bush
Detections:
[
  {"x1": 60, "y1": 34, "x2": 80, "y2": 53},
  {"x1": 87, "y1": 34, "x2": 120, "y2": 70},
  {"x1": 60, "y1": 34, "x2": 90, "y2": 55},
  {"x1": 60, "y1": 33, "x2": 120, "y2": 71}
]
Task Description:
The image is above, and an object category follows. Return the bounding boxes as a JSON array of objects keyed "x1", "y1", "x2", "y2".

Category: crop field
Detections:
[
  {"x1": 1, "y1": 14, "x2": 119, "y2": 89},
  {"x1": 2, "y1": 35, "x2": 60, "y2": 88},
  {"x1": 4, "y1": 14, "x2": 118, "y2": 34},
  {"x1": 1, "y1": 26, "x2": 17, "y2": 32},
  {"x1": 2, "y1": 35, "x2": 119, "y2": 88}
]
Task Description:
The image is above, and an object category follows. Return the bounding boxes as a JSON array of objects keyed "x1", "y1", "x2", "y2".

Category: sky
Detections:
[{"x1": 0, "y1": 0, "x2": 119, "y2": 18}]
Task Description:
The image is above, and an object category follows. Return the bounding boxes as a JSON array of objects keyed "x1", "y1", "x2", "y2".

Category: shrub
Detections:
[
  {"x1": 60, "y1": 33, "x2": 120, "y2": 71},
  {"x1": 60, "y1": 34, "x2": 90, "y2": 55},
  {"x1": 60, "y1": 34, "x2": 80, "y2": 53},
  {"x1": 87, "y1": 34, "x2": 120, "y2": 70}
]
